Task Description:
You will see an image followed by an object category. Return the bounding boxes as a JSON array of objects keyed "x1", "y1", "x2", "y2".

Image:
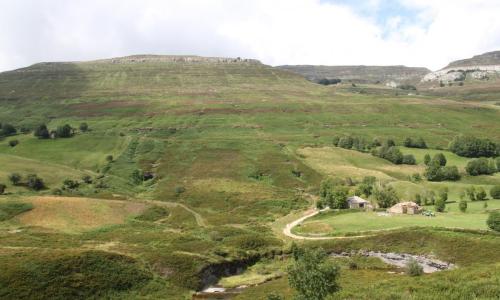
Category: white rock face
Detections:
[{"x1": 422, "y1": 65, "x2": 500, "y2": 82}]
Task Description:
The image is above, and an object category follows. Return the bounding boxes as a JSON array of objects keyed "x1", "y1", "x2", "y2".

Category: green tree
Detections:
[
  {"x1": 288, "y1": 248, "x2": 340, "y2": 300},
  {"x1": 465, "y1": 158, "x2": 497, "y2": 176},
  {"x1": 373, "y1": 184, "x2": 399, "y2": 208},
  {"x1": 432, "y1": 153, "x2": 447, "y2": 166},
  {"x1": 490, "y1": 185, "x2": 500, "y2": 199},
  {"x1": 402, "y1": 154, "x2": 416, "y2": 165},
  {"x1": 26, "y1": 174, "x2": 45, "y2": 191},
  {"x1": 424, "y1": 154, "x2": 431, "y2": 166},
  {"x1": 34, "y1": 124, "x2": 50, "y2": 139},
  {"x1": 1, "y1": 123, "x2": 16, "y2": 136},
  {"x1": 8, "y1": 173, "x2": 22, "y2": 185},
  {"x1": 476, "y1": 188, "x2": 487, "y2": 201},
  {"x1": 55, "y1": 124, "x2": 74, "y2": 138},
  {"x1": 486, "y1": 211, "x2": 500, "y2": 232},
  {"x1": 79, "y1": 122, "x2": 89, "y2": 132},
  {"x1": 459, "y1": 200, "x2": 467, "y2": 213},
  {"x1": 435, "y1": 197, "x2": 446, "y2": 212},
  {"x1": 465, "y1": 186, "x2": 476, "y2": 201}
]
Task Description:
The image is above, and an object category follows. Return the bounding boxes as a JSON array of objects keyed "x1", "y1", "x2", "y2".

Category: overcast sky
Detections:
[{"x1": 1, "y1": 0, "x2": 500, "y2": 72}]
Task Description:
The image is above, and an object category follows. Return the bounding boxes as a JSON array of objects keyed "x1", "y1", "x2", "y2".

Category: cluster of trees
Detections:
[
  {"x1": 0, "y1": 122, "x2": 17, "y2": 137},
  {"x1": 332, "y1": 135, "x2": 374, "y2": 152},
  {"x1": 462, "y1": 186, "x2": 488, "y2": 202},
  {"x1": 449, "y1": 136, "x2": 499, "y2": 158},
  {"x1": 317, "y1": 78, "x2": 341, "y2": 85},
  {"x1": 372, "y1": 140, "x2": 416, "y2": 165},
  {"x1": 403, "y1": 137, "x2": 427, "y2": 149},
  {"x1": 372, "y1": 183, "x2": 400, "y2": 208},
  {"x1": 34, "y1": 122, "x2": 89, "y2": 139},
  {"x1": 318, "y1": 178, "x2": 349, "y2": 209},
  {"x1": 414, "y1": 189, "x2": 448, "y2": 208},
  {"x1": 8, "y1": 173, "x2": 45, "y2": 191},
  {"x1": 423, "y1": 153, "x2": 460, "y2": 181},
  {"x1": 465, "y1": 157, "x2": 500, "y2": 176}
]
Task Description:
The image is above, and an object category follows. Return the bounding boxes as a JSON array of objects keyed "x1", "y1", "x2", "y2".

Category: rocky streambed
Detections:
[{"x1": 332, "y1": 250, "x2": 455, "y2": 273}]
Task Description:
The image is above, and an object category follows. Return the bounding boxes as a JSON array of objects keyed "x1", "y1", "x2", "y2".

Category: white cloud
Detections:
[{"x1": 0, "y1": 0, "x2": 500, "y2": 72}]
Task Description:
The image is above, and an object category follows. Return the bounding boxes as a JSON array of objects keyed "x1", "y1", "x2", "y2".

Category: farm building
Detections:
[
  {"x1": 347, "y1": 196, "x2": 372, "y2": 209},
  {"x1": 388, "y1": 202, "x2": 422, "y2": 215}
]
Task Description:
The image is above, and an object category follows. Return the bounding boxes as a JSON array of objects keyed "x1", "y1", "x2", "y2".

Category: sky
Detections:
[{"x1": 1, "y1": 0, "x2": 500, "y2": 72}]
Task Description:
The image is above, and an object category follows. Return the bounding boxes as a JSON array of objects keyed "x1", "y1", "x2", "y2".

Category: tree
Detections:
[
  {"x1": 465, "y1": 158, "x2": 497, "y2": 176},
  {"x1": 385, "y1": 139, "x2": 396, "y2": 147},
  {"x1": 79, "y1": 122, "x2": 89, "y2": 132},
  {"x1": 55, "y1": 124, "x2": 74, "y2": 138},
  {"x1": 441, "y1": 166, "x2": 461, "y2": 181},
  {"x1": 438, "y1": 189, "x2": 448, "y2": 202},
  {"x1": 131, "y1": 169, "x2": 144, "y2": 185},
  {"x1": 0, "y1": 183, "x2": 5, "y2": 194},
  {"x1": 332, "y1": 136, "x2": 340, "y2": 147},
  {"x1": 435, "y1": 197, "x2": 446, "y2": 212},
  {"x1": 373, "y1": 184, "x2": 399, "y2": 208},
  {"x1": 338, "y1": 136, "x2": 354, "y2": 149},
  {"x1": 402, "y1": 154, "x2": 416, "y2": 165},
  {"x1": 448, "y1": 136, "x2": 497, "y2": 158},
  {"x1": 34, "y1": 124, "x2": 50, "y2": 139},
  {"x1": 8, "y1": 140, "x2": 19, "y2": 147},
  {"x1": 486, "y1": 211, "x2": 500, "y2": 232},
  {"x1": 8, "y1": 173, "x2": 21, "y2": 185},
  {"x1": 424, "y1": 154, "x2": 431, "y2": 166},
  {"x1": 459, "y1": 200, "x2": 467, "y2": 213},
  {"x1": 319, "y1": 178, "x2": 349, "y2": 209},
  {"x1": 465, "y1": 186, "x2": 476, "y2": 201},
  {"x1": 288, "y1": 248, "x2": 340, "y2": 300},
  {"x1": 490, "y1": 186, "x2": 500, "y2": 199},
  {"x1": 432, "y1": 153, "x2": 447, "y2": 166},
  {"x1": 476, "y1": 188, "x2": 487, "y2": 201},
  {"x1": 1, "y1": 123, "x2": 16, "y2": 136},
  {"x1": 403, "y1": 137, "x2": 413, "y2": 147},
  {"x1": 82, "y1": 175, "x2": 93, "y2": 184},
  {"x1": 26, "y1": 174, "x2": 45, "y2": 191}
]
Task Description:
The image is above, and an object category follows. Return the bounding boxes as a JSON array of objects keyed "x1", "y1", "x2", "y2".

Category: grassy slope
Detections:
[{"x1": 0, "y1": 57, "x2": 499, "y2": 298}]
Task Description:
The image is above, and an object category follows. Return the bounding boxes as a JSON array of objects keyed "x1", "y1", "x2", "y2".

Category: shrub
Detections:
[
  {"x1": 435, "y1": 197, "x2": 446, "y2": 212},
  {"x1": 82, "y1": 175, "x2": 93, "y2": 184},
  {"x1": 490, "y1": 186, "x2": 500, "y2": 199},
  {"x1": 0, "y1": 183, "x2": 5, "y2": 194},
  {"x1": 131, "y1": 169, "x2": 144, "y2": 184},
  {"x1": 373, "y1": 184, "x2": 399, "y2": 208},
  {"x1": 424, "y1": 154, "x2": 431, "y2": 166},
  {"x1": 175, "y1": 186, "x2": 186, "y2": 195},
  {"x1": 397, "y1": 84, "x2": 417, "y2": 90},
  {"x1": 449, "y1": 136, "x2": 498, "y2": 158},
  {"x1": 496, "y1": 157, "x2": 500, "y2": 171},
  {"x1": 476, "y1": 188, "x2": 487, "y2": 201},
  {"x1": 486, "y1": 211, "x2": 500, "y2": 232},
  {"x1": 320, "y1": 178, "x2": 349, "y2": 209},
  {"x1": 79, "y1": 122, "x2": 89, "y2": 132},
  {"x1": 55, "y1": 124, "x2": 74, "y2": 138},
  {"x1": 34, "y1": 124, "x2": 50, "y2": 139},
  {"x1": 414, "y1": 194, "x2": 422, "y2": 205},
  {"x1": 425, "y1": 165, "x2": 460, "y2": 181},
  {"x1": 8, "y1": 173, "x2": 21, "y2": 185},
  {"x1": 432, "y1": 153, "x2": 447, "y2": 166},
  {"x1": 465, "y1": 158, "x2": 497, "y2": 176},
  {"x1": 1, "y1": 123, "x2": 16, "y2": 136},
  {"x1": 402, "y1": 154, "x2": 416, "y2": 165},
  {"x1": 332, "y1": 136, "x2": 340, "y2": 146},
  {"x1": 106, "y1": 155, "x2": 114, "y2": 162},
  {"x1": 63, "y1": 179, "x2": 79, "y2": 189},
  {"x1": 26, "y1": 174, "x2": 45, "y2": 191},
  {"x1": 459, "y1": 200, "x2": 467, "y2": 213},
  {"x1": 288, "y1": 248, "x2": 340, "y2": 300},
  {"x1": 338, "y1": 136, "x2": 354, "y2": 149},
  {"x1": 374, "y1": 145, "x2": 403, "y2": 164},
  {"x1": 8, "y1": 140, "x2": 18, "y2": 147},
  {"x1": 465, "y1": 186, "x2": 476, "y2": 201},
  {"x1": 404, "y1": 137, "x2": 427, "y2": 148},
  {"x1": 405, "y1": 258, "x2": 423, "y2": 276}
]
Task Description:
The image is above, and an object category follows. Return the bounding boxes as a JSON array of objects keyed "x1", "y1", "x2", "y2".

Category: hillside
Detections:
[
  {"x1": 1, "y1": 54, "x2": 500, "y2": 299},
  {"x1": 277, "y1": 65, "x2": 430, "y2": 85},
  {"x1": 445, "y1": 51, "x2": 500, "y2": 68}
]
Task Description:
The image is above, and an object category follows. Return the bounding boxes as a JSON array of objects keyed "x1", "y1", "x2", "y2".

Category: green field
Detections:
[
  {"x1": 0, "y1": 56, "x2": 499, "y2": 299},
  {"x1": 294, "y1": 200, "x2": 499, "y2": 237}
]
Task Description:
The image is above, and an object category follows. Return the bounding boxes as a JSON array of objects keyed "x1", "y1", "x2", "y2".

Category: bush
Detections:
[
  {"x1": 449, "y1": 136, "x2": 498, "y2": 158},
  {"x1": 106, "y1": 155, "x2": 114, "y2": 162},
  {"x1": 373, "y1": 184, "x2": 399, "y2": 208},
  {"x1": 8, "y1": 173, "x2": 21, "y2": 185},
  {"x1": 63, "y1": 179, "x2": 79, "y2": 189},
  {"x1": 490, "y1": 186, "x2": 500, "y2": 199},
  {"x1": 26, "y1": 174, "x2": 45, "y2": 191},
  {"x1": 476, "y1": 188, "x2": 487, "y2": 201},
  {"x1": 318, "y1": 78, "x2": 341, "y2": 85},
  {"x1": 435, "y1": 197, "x2": 446, "y2": 212},
  {"x1": 459, "y1": 200, "x2": 467, "y2": 213},
  {"x1": 82, "y1": 175, "x2": 93, "y2": 184},
  {"x1": 79, "y1": 122, "x2": 89, "y2": 132},
  {"x1": 131, "y1": 169, "x2": 144, "y2": 185},
  {"x1": 405, "y1": 258, "x2": 423, "y2": 276},
  {"x1": 425, "y1": 165, "x2": 460, "y2": 181},
  {"x1": 403, "y1": 137, "x2": 427, "y2": 148},
  {"x1": 424, "y1": 154, "x2": 431, "y2": 166},
  {"x1": 465, "y1": 158, "x2": 497, "y2": 176},
  {"x1": 397, "y1": 84, "x2": 417, "y2": 91},
  {"x1": 338, "y1": 136, "x2": 354, "y2": 149},
  {"x1": 374, "y1": 145, "x2": 403, "y2": 164},
  {"x1": 0, "y1": 183, "x2": 5, "y2": 194},
  {"x1": 175, "y1": 186, "x2": 186, "y2": 195},
  {"x1": 34, "y1": 124, "x2": 50, "y2": 139},
  {"x1": 320, "y1": 178, "x2": 349, "y2": 209},
  {"x1": 1, "y1": 123, "x2": 16, "y2": 136},
  {"x1": 486, "y1": 211, "x2": 500, "y2": 232},
  {"x1": 432, "y1": 153, "x2": 447, "y2": 166},
  {"x1": 402, "y1": 154, "x2": 416, "y2": 165},
  {"x1": 8, "y1": 140, "x2": 18, "y2": 147},
  {"x1": 55, "y1": 124, "x2": 74, "y2": 138}
]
